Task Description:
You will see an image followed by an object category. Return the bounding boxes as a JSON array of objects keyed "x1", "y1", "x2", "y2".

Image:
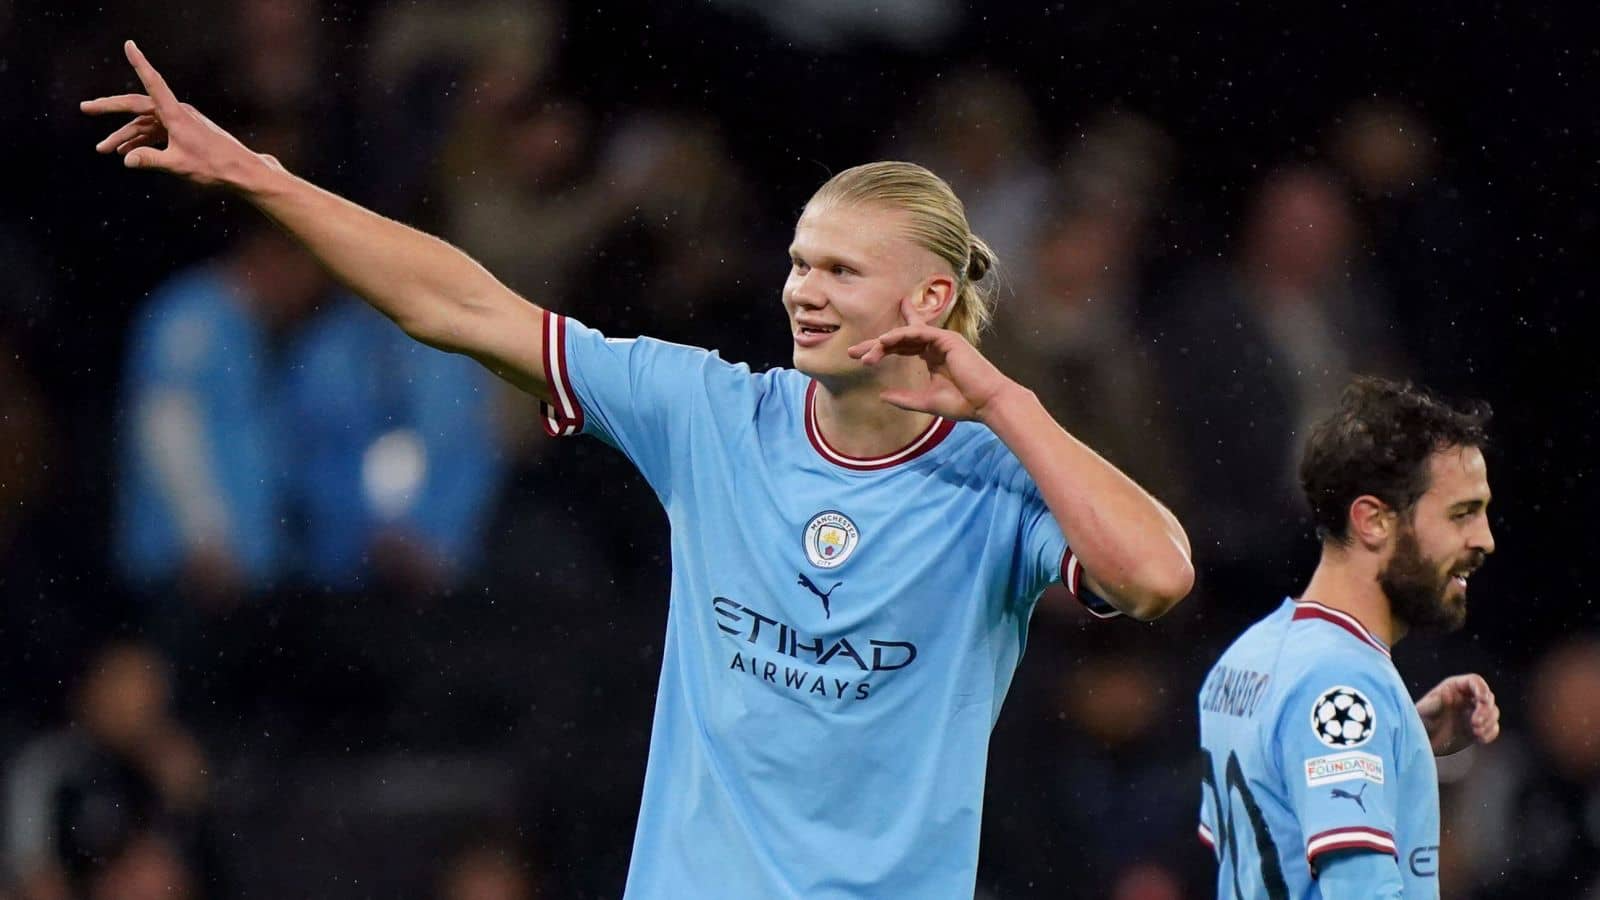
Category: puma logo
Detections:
[
  {"x1": 1330, "y1": 783, "x2": 1369, "y2": 812},
  {"x1": 796, "y1": 573, "x2": 842, "y2": 619}
]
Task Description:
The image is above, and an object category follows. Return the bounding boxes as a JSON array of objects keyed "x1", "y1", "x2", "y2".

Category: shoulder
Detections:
[
  {"x1": 567, "y1": 318, "x2": 761, "y2": 388},
  {"x1": 930, "y1": 423, "x2": 1033, "y2": 492},
  {"x1": 1269, "y1": 642, "x2": 1406, "y2": 742}
]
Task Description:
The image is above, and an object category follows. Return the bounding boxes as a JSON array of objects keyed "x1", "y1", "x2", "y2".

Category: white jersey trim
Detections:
[
  {"x1": 1305, "y1": 825, "x2": 1397, "y2": 864},
  {"x1": 539, "y1": 312, "x2": 584, "y2": 437}
]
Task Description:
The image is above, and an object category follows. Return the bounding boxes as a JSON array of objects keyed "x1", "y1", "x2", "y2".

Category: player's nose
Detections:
[
  {"x1": 1475, "y1": 519, "x2": 1496, "y2": 556},
  {"x1": 789, "y1": 269, "x2": 826, "y2": 309}
]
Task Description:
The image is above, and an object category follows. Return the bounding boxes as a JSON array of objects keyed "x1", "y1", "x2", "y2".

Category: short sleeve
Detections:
[
  {"x1": 538, "y1": 311, "x2": 741, "y2": 498},
  {"x1": 1016, "y1": 479, "x2": 1119, "y2": 618},
  {"x1": 1197, "y1": 780, "x2": 1219, "y2": 857},
  {"x1": 1273, "y1": 668, "x2": 1405, "y2": 874},
  {"x1": 1315, "y1": 848, "x2": 1404, "y2": 899}
]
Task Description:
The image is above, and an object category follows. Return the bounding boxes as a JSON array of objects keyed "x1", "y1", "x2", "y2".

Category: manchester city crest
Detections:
[{"x1": 804, "y1": 510, "x2": 860, "y2": 569}]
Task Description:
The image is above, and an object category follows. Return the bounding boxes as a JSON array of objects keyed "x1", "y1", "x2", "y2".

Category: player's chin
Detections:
[
  {"x1": 792, "y1": 345, "x2": 854, "y2": 379},
  {"x1": 1437, "y1": 590, "x2": 1469, "y2": 632}
]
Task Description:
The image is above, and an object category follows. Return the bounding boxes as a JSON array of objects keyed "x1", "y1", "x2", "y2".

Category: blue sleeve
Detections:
[
  {"x1": 396, "y1": 332, "x2": 504, "y2": 569},
  {"x1": 1197, "y1": 780, "x2": 1219, "y2": 858},
  {"x1": 1316, "y1": 848, "x2": 1405, "y2": 898},
  {"x1": 538, "y1": 312, "x2": 747, "y2": 500},
  {"x1": 1015, "y1": 475, "x2": 1119, "y2": 618},
  {"x1": 1273, "y1": 666, "x2": 1405, "y2": 877}
]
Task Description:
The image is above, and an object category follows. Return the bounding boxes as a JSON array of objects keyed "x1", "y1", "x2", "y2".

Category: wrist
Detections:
[
  {"x1": 225, "y1": 151, "x2": 289, "y2": 199},
  {"x1": 975, "y1": 381, "x2": 1038, "y2": 430}
]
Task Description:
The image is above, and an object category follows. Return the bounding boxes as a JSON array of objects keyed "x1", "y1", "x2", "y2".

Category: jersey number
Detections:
[{"x1": 1201, "y1": 748, "x2": 1289, "y2": 900}]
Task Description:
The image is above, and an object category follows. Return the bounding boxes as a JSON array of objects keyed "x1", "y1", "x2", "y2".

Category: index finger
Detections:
[
  {"x1": 1463, "y1": 673, "x2": 1491, "y2": 701},
  {"x1": 899, "y1": 295, "x2": 930, "y2": 328},
  {"x1": 80, "y1": 94, "x2": 156, "y2": 116},
  {"x1": 873, "y1": 324, "x2": 944, "y2": 350},
  {"x1": 124, "y1": 41, "x2": 181, "y2": 114}
]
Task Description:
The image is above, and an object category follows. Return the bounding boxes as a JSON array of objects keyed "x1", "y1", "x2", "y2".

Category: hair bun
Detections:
[{"x1": 965, "y1": 236, "x2": 996, "y2": 281}]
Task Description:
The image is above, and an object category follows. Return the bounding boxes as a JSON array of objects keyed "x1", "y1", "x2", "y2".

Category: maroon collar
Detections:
[
  {"x1": 803, "y1": 380, "x2": 955, "y2": 471},
  {"x1": 1291, "y1": 600, "x2": 1392, "y2": 658}
]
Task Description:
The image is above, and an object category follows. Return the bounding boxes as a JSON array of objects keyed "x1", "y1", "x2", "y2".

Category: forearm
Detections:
[
  {"x1": 229, "y1": 156, "x2": 533, "y2": 352},
  {"x1": 980, "y1": 384, "x2": 1193, "y2": 619}
]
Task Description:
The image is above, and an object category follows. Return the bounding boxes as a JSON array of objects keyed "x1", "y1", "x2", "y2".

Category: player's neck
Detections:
[
  {"x1": 811, "y1": 370, "x2": 936, "y2": 459},
  {"x1": 1301, "y1": 548, "x2": 1401, "y2": 646}
]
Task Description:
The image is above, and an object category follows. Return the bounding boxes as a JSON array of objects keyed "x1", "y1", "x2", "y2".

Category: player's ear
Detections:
[
  {"x1": 1348, "y1": 495, "x2": 1393, "y2": 550},
  {"x1": 907, "y1": 273, "x2": 955, "y2": 326}
]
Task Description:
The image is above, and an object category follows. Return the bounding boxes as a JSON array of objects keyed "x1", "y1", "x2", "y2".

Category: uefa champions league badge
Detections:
[
  {"x1": 1310, "y1": 686, "x2": 1377, "y2": 748},
  {"x1": 804, "y1": 510, "x2": 860, "y2": 569}
]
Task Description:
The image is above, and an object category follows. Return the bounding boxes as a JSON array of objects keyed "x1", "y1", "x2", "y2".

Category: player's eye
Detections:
[
  {"x1": 790, "y1": 258, "x2": 808, "y2": 273},
  {"x1": 831, "y1": 265, "x2": 852, "y2": 277}
]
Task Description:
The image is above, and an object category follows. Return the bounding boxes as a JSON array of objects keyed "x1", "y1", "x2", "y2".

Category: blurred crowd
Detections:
[{"x1": 1, "y1": 1, "x2": 1594, "y2": 898}]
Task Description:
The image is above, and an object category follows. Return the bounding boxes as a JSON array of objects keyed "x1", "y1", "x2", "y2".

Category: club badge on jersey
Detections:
[{"x1": 804, "y1": 510, "x2": 860, "y2": 568}]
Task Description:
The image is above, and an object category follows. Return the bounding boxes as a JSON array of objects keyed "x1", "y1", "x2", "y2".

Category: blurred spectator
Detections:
[
  {"x1": 984, "y1": 112, "x2": 1185, "y2": 506},
  {"x1": 229, "y1": 0, "x2": 320, "y2": 117},
  {"x1": 436, "y1": 92, "x2": 674, "y2": 311},
  {"x1": 573, "y1": 114, "x2": 771, "y2": 345},
  {"x1": 115, "y1": 214, "x2": 504, "y2": 610},
  {"x1": 1156, "y1": 166, "x2": 1409, "y2": 579},
  {"x1": 893, "y1": 69, "x2": 1052, "y2": 271},
  {"x1": 284, "y1": 298, "x2": 504, "y2": 595},
  {"x1": 1451, "y1": 639, "x2": 1600, "y2": 899},
  {"x1": 4, "y1": 642, "x2": 216, "y2": 900},
  {"x1": 113, "y1": 220, "x2": 325, "y2": 614},
  {"x1": 1328, "y1": 100, "x2": 1481, "y2": 387},
  {"x1": 1055, "y1": 111, "x2": 1177, "y2": 249},
  {"x1": 982, "y1": 646, "x2": 1198, "y2": 898},
  {"x1": 363, "y1": 0, "x2": 559, "y2": 215}
]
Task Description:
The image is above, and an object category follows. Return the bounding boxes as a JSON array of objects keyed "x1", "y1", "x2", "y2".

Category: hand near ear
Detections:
[{"x1": 847, "y1": 297, "x2": 1017, "y2": 422}]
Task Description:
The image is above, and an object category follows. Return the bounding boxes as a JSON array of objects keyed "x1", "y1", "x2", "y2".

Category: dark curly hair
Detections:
[{"x1": 1300, "y1": 376, "x2": 1492, "y2": 544}]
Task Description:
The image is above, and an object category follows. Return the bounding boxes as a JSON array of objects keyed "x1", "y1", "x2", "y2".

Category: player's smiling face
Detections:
[
  {"x1": 783, "y1": 201, "x2": 951, "y2": 381},
  {"x1": 1380, "y1": 445, "x2": 1495, "y2": 632}
]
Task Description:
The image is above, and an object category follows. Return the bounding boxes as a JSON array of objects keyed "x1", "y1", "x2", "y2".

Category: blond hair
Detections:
[{"x1": 808, "y1": 161, "x2": 998, "y2": 345}]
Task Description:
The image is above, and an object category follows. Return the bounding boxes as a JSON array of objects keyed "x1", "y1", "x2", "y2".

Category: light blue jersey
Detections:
[
  {"x1": 116, "y1": 272, "x2": 503, "y2": 592},
  {"x1": 539, "y1": 313, "x2": 1116, "y2": 899},
  {"x1": 116, "y1": 265, "x2": 287, "y2": 588},
  {"x1": 1197, "y1": 599, "x2": 1440, "y2": 899},
  {"x1": 284, "y1": 299, "x2": 503, "y2": 588}
]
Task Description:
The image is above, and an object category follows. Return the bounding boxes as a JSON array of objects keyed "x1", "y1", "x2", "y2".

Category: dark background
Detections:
[{"x1": 1, "y1": 1, "x2": 1595, "y2": 898}]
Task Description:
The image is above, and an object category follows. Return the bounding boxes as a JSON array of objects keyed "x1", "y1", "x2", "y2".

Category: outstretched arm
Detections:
[
  {"x1": 81, "y1": 41, "x2": 552, "y2": 400},
  {"x1": 849, "y1": 311, "x2": 1193, "y2": 620}
]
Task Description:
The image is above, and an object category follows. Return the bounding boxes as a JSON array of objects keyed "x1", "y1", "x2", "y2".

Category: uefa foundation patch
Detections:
[{"x1": 1304, "y1": 751, "x2": 1385, "y2": 786}]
